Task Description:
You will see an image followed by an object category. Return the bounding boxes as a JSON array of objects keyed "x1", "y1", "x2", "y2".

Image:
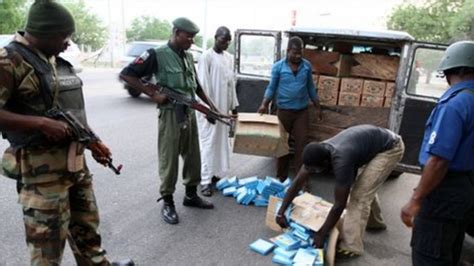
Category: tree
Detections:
[
  {"x1": 387, "y1": 0, "x2": 464, "y2": 43},
  {"x1": 61, "y1": 0, "x2": 107, "y2": 50},
  {"x1": 0, "y1": 0, "x2": 27, "y2": 34},
  {"x1": 449, "y1": 0, "x2": 474, "y2": 40},
  {"x1": 126, "y1": 16, "x2": 171, "y2": 42}
]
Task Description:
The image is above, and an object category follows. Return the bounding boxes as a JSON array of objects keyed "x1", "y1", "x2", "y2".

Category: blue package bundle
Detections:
[
  {"x1": 227, "y1": 176, "x2": 239, "y2": 187},
  {"x1": 273, "y1": 247, "x2": 297, "y2": 259},
  {"x1": 249, "y1": 238, "x2": 275, "y2": 256},
  {"x1": 236, "y1": 187, "x2": 248, "y2": 204},
  {"x1": 253, "y1": 195, "x2": 269, "y2": 207},
  {"x1": 239, "y1": 176, "x2": 259, "y2": 189},
  {"x1": 256, "y1": 179, "x2": 266, "y2": 194},
  {"x1": 275, "y1": 191, "x2": 286, "y2": 199},
  {"x1": 272, "y1": 254, "x2": 293, "y2": 265},
  {"x1": 282, "y1": 177, "x2": 291, "y2": 187},
  {"x1": 236, "y1": 188, "x2": 258, "y2": 205},
  {"x1": 293, "y1": 247, "x2": 324, "y2": 265},
  {"x1": 215, "y1": 178, "x2": 230, "y2": 190},
  {"x1": 313, "y1": 248, "x2": 324, "y2": 266},
  {"x1": 222, "y1": 186, "x2": 237, "y2": 197},
  {"x1": 259, "y1": 176, "x2": 286, "y2": 199},
  {"x1": 243, "y1": 189, "x2": 256, "y2": 205},
  {"x1": 235, "y1": 186, "x2": 247, "y2": 198},
  {"x1": 290, "y1": 223, "x2": 311, "y2": 242},
  {"x1": 273, "y1": 233, "x2": 301, "y2": 251}
]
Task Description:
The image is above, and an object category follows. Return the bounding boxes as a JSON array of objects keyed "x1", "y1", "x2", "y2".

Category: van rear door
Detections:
[
  {"x1": 234, "y1": 30, "x2": 281, "y2": 112},
  {"x1": 391, "y1": 42, "x2": 448, "y2": 173}
]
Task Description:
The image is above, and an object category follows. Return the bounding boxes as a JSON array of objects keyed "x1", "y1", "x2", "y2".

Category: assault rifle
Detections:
[
  {"x1": 45, "y1": 108, "x2": 123, "y2": 175},
  {"x1": 157, "y1": 86, "x2": 236, "y2": 137}
]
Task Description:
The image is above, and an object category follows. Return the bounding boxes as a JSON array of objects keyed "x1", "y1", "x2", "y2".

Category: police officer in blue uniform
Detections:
[{"x1": 401, "y1": 41, "x2": 474, "y2": 266}]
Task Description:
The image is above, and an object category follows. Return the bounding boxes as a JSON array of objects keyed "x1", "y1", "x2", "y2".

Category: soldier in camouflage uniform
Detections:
[{"x1": 0, "y1": 1, "x2": 133, "y2": 265}]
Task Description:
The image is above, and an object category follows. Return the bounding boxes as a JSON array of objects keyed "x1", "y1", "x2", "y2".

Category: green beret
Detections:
[
  {"x1": 172, "y1": 17, "x2": 200, "y2": 34},
  {"x1": 25, "y1": 0, "x2": 75, "y2": 37}
]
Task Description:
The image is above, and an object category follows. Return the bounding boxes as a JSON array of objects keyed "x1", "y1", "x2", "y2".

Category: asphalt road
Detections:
[{"x1": 0, "y1": 68, "x2": 472, "y2": 266}]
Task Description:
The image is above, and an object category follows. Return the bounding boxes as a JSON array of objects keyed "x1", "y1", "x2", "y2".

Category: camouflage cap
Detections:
[{"x1": 172, "y1": 17, "x2": 200, "y2": 34}]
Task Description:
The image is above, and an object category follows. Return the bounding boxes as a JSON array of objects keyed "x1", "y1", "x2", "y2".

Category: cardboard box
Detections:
[
  {"x1": 318, "y1": 75, "x2": 340, "y2": 92},
  {"x1": 233, "y1": 113, "x2": 289, "y2": 158},
  {"x1": 361, "y1": 94, "x2": 384, "y2": 107},
  {"x1": 363, "y1": 80, "x2": 386, "y2": 96},
  {"x1": 265, "y1": 193, "x2": 341, "y2": 266},
  {"x1": 304, "y1": 49, "x2": 341, "y2": 76},
  {"x1": 385, "y1": 82, "x2": 395, "y2": 97},
  {"x1": 340, "y1": 78, "x2": 364, "y2": 94},
  {"x1": 318, "y1": 89, "x2": 339, "y2": 106},
  {"x1": 384, "y1": 97, "x2": 392, "y2": 108},
  {"x1": 338, "y1": 92, "x2": 361, "y2": 106}
]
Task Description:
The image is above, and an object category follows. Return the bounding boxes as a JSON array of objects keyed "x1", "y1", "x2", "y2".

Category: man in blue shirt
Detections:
[
  {"x1": 401, "y1": 41, "x2": 474, "y2": 266},
  {"x1": 257, "y1": 36, "x2": 321, "y2": 181}
]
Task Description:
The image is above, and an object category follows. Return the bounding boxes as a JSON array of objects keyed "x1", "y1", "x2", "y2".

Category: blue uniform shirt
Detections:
[
  {"x1": 419, "y1": 80, "x2": 474, "y2": 171},
  {"x1": 263, "y1": 58, "x2": 318, "y2": 110}
]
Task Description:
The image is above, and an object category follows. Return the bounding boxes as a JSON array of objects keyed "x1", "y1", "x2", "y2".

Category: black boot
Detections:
[
  {"x1": 111, "y1": 259, "x2": 135, "y2": 266},
  {"x1": 184, "y1": 186, "x2": 214, "y2": 209},
  {"x1": 157, "y1": 195, "x2": 179, "y2": 224}
]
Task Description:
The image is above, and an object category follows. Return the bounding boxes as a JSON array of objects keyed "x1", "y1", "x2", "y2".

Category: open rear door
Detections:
[
  {"x1": 234, "y1": 30, "x2": 282, "y2": 112},
  {"x1": 391, "y1": 42, "x2": 448, "y2": 173}
]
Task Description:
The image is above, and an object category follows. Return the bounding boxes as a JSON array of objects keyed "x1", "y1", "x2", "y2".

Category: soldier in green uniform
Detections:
[
  {"x1": 0, "y1": 1, "x2": 133, "y2": 265},
  {"x1": 120, "y1": 17, "x2": 221, "y2": 225}
]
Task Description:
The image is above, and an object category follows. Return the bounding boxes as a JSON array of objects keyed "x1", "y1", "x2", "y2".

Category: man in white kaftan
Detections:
[{"x1": 196, "y1": 26, "x2": 239, "y2": 196}]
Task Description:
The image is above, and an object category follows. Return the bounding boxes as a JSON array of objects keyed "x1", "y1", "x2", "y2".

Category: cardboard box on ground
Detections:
[
  {"x1": 233, "y1": 113, "x2": 289, "y2": 157},
  {"x1": 266, "y1": 193, "x2": 343, "y2": 266}
]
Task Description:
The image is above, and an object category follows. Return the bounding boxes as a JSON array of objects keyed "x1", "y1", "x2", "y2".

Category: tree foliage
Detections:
[
  {"x1": 449, "y1": 0, "x2": 474, "y2": 40},
  {"x1": 0, "y1": 0, "x2": 27, "y2": 34},
  {"x1": 61, "y1": 0, "x2": 107, "y2": 50},
  {"x1": 387, "y1": 0, "x2": 466, "y2": 43},
  {"x1": 126, "y1": 16, "x2": 171, "y2": 42}
]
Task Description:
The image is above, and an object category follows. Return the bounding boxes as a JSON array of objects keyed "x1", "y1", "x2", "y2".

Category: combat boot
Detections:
[
  {"x1": 183, "y1": 186, "x2": 214, "y2": 209},
  {"x1": 157, "y1": 195, "x2": 179, "y2": 224}
]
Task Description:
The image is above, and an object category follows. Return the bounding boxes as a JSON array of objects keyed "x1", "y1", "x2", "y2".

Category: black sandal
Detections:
[{"x1": 201, "y1": 184, "x2": 213, "y2": 197}]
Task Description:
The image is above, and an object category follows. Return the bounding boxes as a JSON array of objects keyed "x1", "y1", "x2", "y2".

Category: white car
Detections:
[{"x1": 0, "y1": 34, "x2": 83, "y2": 73}]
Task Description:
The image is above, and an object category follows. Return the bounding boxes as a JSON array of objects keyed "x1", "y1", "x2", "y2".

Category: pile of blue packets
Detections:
[
  {"x1": 216, "y1": 176, "x2": 291, "y2": 207},
  {"x1": 249, "y1": 220, "x2": 324, "y2": 265}
]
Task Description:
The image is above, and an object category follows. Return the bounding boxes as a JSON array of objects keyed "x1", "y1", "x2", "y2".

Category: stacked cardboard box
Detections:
[
  {"x1": 338, "y1": 78, "x2": 363, "y2": 106},
  {"x1": 361, "y1": 80, "x2": 385, "y2": 107},
  {"x1": 317, "y1": 75, "x2": 340, "y2": 105}
]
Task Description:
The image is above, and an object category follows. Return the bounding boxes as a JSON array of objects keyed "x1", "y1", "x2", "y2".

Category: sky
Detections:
[{"x1": 86, "y1": 0, "x2": 406, "y2": 47}]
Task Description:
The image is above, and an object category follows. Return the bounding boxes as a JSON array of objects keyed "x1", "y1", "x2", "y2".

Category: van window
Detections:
[
  {"x1": 407, "y1": 48, "x2": 448, "y2": 98},
  {"x1": 239, "y1": 35, "x2": 275, "y2": 76}
]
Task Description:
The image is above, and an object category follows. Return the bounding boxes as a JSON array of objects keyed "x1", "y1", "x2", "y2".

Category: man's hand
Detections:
[
  {"x1": 39, "y1": 117, "x2": 71, "y2": 142},
  {"x1": 150, "y1": 92, "x2": 168, "y2": 104},
  {"x1": 401, "y1": 198, "x2": 422, "y2": 227},
  {"x1": 144, "y1": 84, "x2": 168, "y2": 104},
  {"x1": 275, "y1": 214, "x2": 289, "y2": 229},
  {"x1": 88, "y1": 141, "x2": 112, "y2": 165},
  {"x1": 314, "y1": 101, "x2": 323, "y2": 121},
  {"x1": 257, "y1": 104, "x2": 268, "y2": 115},
  {"x1": 312, "y1": 231, "x2": 326, "y2": 248}
]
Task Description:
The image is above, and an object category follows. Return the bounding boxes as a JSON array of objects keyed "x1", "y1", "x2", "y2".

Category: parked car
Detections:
[
  {"x1": 0, "y1": 34, "x2": 83, "y2": 73},
  {"x1": 120, "y1": 40, "x2": 203, "y2": 97}
]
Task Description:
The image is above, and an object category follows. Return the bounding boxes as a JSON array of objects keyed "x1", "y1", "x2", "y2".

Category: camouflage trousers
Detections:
[{"x1": 18, "y1": 171, "x2": 110, "y2": 266}]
